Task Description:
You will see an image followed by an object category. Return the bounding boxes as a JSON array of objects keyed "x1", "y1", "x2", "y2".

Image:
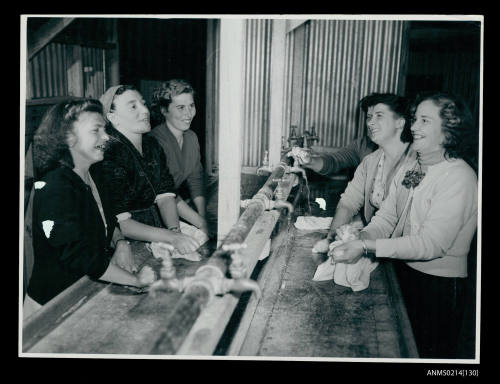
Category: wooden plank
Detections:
[
  {"x1": 217, "y1": 19, "x2": 245, "y2": 243},
  {"x1": 22, "y1": 276, "x2": 108, "y2": 352},
  {"x1": 286, "y1": 19, "x2": 308, "y2": 34},
  {"x1": 235, "y1": 226, "x2": 296, "y2": 356},
  {"x1": 28, "y1": 18, "x2": 75, "y2": 60},
  {"x1": 268, "y1": 20, "x2": 287, "y2": 167},
  {"x1": 66, "y1": 45, "x2": 84, "y2": 97},
  {"x1": 177, "y1": 211, "x2": 280, "y2": 355},
  {"x1": 226, "y1": 223, "x2": 290, "y2": 356}
]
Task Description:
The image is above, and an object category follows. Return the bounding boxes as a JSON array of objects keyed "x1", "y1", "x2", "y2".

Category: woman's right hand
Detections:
[
  {"x1": 111, "y1": 240, "x2": 137, "y2": 273},
  {"x1": 171, "y1": 232, "x2": 200, "y2": 254}
]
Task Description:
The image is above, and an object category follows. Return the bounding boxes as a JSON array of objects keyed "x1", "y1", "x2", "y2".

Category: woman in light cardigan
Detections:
[
  {"x1": 331, "y1": 92, "x2": 478, "y2": 358},
  {"x1": 313, "y1": 93, "x2": 414, "y2": 253}
]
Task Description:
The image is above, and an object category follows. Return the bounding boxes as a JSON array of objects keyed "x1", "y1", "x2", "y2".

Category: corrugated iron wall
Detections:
[
  {"x1": 28, "y1": 42, "x2": 106, "y2": 99},
  {"x1": 236, "y1": 19, "x2": 408, "y2": 167},
  {"x1": 242, "y1": 19, "x2": 273, "y2": 167},
  {"x1": 283, "y1": 19, "x2": 408, "y2": 148},
  {"x1": 29, "y1": 42, "x2": 68, "y2": 99}
]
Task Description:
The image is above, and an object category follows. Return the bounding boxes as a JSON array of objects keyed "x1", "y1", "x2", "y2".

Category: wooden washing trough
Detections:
[{"x1": 22, "y1": 165, "x2": 417, "y2": 358}]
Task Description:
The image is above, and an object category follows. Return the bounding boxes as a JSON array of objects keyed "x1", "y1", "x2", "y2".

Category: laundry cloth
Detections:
[
  {"x1": 294, "y1": 216, "x2": 333, "y2": 230},
  {"x1": 312, "y1": 222, "x2": 378, "y2": 292},
  {"x1": 149, "y1": 221, "x2": 209, "y2": 262},
  {"x1": 313, "y1": 255, "x2": 379, "y2": 292}
]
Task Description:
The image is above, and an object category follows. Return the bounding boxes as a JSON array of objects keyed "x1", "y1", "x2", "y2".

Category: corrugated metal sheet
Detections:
[
  {"x1": 28, "y1": 42, "x2": 106, "y2": 99},
  {"x1": 29, "y1": 42, "x2": 68, "y2": 98},
  {"x1": 82, "y1": 46, "x2": 106, "y2": 99},
  {"x1": 283, "y1": 20, "x2": 408, "y2": 148},
  {"x1": 242, "y1": 19, "x2": 272, "y2": 167}
]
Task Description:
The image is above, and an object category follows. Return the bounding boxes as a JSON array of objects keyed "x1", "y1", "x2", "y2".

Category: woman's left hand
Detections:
[
  {"x1": 328, "y1": 240, "x2": 364, "y2": 264},
  {"x1": 111, "y1": 240, "x2": 138, "y2": 273}
]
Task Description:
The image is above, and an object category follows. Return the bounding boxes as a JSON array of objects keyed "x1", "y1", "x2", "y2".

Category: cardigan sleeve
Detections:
[
  {"x1": 375, "y1": 165, "x2": 478, "y2": 260},
  {"x1": 184, "y1": 132, "x2": 205, "y2": 199},
  {"x1": 35, "y1": 176, "x2": 111, "y2": 279},
  {"x1": 318, "y1": 136, "x2": 373, "y2": 176},
  {"x1": 336, "y1": 154, "x2": 370, "y2": 215}
]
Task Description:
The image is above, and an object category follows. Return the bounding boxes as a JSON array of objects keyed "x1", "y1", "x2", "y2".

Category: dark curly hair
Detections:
[
  {"x1": 150, "y1": 79, "x2": 195, "y2": 127},
  {"x1": 33, "y1": 98, "x2": 104, "y2": 178},
  {"x1": 360, "y1": 93, "x2": 412, "y2": 143},
  {"x1": 411, "y1": 92, "x2": 477, "y2": 170}
]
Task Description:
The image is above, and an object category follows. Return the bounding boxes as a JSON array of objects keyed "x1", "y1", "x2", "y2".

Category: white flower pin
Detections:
[
  {"x1": 315, "y1": 198, "x2": 326, "y2": 210},
  {"x1": 42, "y1": 220, "x2": 54, "y2": 238},
  {"x1": 34, "y1": 181, "x2": 46, "y2": 189}
]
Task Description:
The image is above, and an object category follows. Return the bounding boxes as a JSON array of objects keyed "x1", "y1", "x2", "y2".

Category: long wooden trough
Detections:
[{"x1": 22, "y1": 161, "x2": 417, "y2": 358}]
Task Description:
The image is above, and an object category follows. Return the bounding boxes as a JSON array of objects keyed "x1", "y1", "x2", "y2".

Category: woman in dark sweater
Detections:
[
  {"x1": 150, "y1": 79, "x2": 218, "y2": 238},
  {"x1": 90, "y1": 85, "x2": 200, "y2": 254},
  {"x1": 25, "y1": 99, "x2": 154, "y2": 317}
]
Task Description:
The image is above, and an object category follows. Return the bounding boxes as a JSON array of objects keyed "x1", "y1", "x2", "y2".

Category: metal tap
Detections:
[
  {"x1": 256, "y1": 149, "x2": 273, "y2": 175},
  {"x1": 302, "y1": 126, "x2": 319, "y2": 148},
  {"x1": 222, "y1": 243, "x2": 261, "y2": 298}
]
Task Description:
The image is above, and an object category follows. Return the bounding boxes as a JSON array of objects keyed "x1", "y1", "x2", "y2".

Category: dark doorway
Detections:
[
  {"x1": 405, "y1": 21, "x2": 481, "y2": 120},
  {"x1": 117, "y1": 18, "x2": 208, "y2": 164}
]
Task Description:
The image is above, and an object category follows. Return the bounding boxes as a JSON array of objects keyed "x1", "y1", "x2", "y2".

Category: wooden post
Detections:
[
  {"x1": 217, "y1": 19, "x2": 245, "y2": 243},
  {"x1": 105, "y1": 19, "x2": 120, "y2": 89},
  {"x1": 205, "y1": 19, "x2": 219, "y2": 175},
  {"x1": 268, "y1": 19, "x2": 287, "y2": 167}
]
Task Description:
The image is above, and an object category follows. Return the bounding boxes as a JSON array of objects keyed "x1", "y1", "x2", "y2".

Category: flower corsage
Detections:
[{"x1": 401, "y1": 167, "x2": 426, "y2": 189}]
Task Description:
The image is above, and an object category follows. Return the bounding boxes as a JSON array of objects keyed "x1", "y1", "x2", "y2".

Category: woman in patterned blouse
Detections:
[{"x1": 313, "y1": 93, "x2": 415, "y2": 254}]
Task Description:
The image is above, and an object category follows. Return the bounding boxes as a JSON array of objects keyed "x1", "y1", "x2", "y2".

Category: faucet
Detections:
[
  {"x1": 256, "y1": 150, "x2": 273, "y2": 175},
  {"x1": 302, "y1": 126, "x2": 319, "y2": 148}
]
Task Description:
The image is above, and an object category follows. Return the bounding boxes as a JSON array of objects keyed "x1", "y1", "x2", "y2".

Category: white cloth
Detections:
[
  {"x1": 150, "y1": 221, "x2": 209, "y2": 262},
  {"x1": 294, "y1": 216, "x2": 332, "y2": 230},
  {"x1": 312, "y1": 222, "x2": 378, "y2": 292},
  {"x1": 170, "y1": 221, "x2": 209, "y2": 261},
  {"x1": 313, "y1": 257, "x2": 379, "y2": 292}
]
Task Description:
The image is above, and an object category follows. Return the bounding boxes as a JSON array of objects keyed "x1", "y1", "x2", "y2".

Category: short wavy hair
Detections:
[
  {"x1": 33, "y1": 98, "x2": 104, "y2": 178},
  {"x1": 359, "y1": 93, "x2": 412, "y2": 143},
  {"x1": 150, "y1": 79, "x2": 195, "y2": 125},
  {"x1": 411, "y1": 92, "x2": 477, "y2": 168}
]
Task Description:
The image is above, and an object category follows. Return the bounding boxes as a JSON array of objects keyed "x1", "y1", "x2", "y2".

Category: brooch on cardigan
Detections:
[{"x1": 401, "y1": 168, "x2": 426, "y2": 189}]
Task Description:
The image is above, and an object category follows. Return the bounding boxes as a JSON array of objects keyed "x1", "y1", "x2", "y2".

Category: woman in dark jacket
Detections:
[{"x1": 25, "y1": 99, "x2": 154, "y2": 318}]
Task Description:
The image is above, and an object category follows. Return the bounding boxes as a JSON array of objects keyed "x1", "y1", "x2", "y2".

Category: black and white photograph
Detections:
[{"x1": 19, "y1": 14, "x2": 482, "y2": 367}]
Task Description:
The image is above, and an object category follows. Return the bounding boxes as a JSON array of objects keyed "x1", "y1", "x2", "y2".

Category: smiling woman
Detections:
[
  {"x1": 312, "y1": 93, "x2": 414, "y2": 254},
  {"x1": 90, "y1": 85, "x2": 202, "y2": 257},
  {"x1": 25, "y1": 99, "x2": 153, "y2": 318},
  {"x1": 149, "y1": 79, "x2": 218, "y2": 238},
  {"x1": 331, "y1": 92, "x2": 478, "y2": 358}
]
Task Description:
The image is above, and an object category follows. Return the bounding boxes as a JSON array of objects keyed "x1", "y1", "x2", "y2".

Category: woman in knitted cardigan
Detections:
[{"x1": 331, "y1": 92, "x2": 478, "y2": 358}]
